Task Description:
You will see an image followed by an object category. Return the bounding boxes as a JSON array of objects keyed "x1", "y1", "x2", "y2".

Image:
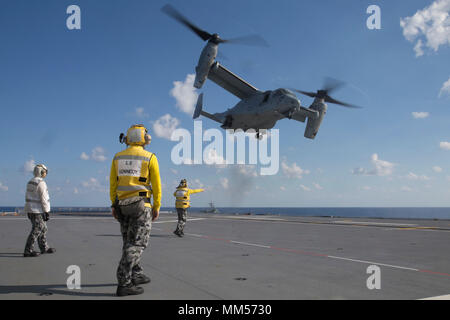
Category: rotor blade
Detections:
[
  {"x1": 324, "y1": 95, "x2": 361, "y2": 108},
  {"x1": 161, "y1": 4, "x2": 212, "y2": 41},
  {"x1": 323, "y1": 77, "x2": 345, "y2": 94},
  {"x1": 220, "y1": 34, "x2": 269, "y2": 47},
  {"x1": 292, "y1": 89, "x2": 317, "y2": 98}
]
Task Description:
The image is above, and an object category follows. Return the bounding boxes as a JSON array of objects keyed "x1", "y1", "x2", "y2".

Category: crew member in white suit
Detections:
[{"x1": 24, "y1": 164, "x2": 55, "y2": 257}]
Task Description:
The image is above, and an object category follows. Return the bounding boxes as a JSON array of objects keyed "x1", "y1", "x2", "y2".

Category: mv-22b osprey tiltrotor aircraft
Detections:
[{"x1": 162, "y1": 5, "x2": 361, "y2": 140}]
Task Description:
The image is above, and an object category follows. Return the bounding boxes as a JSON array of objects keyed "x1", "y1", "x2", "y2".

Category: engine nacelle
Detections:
[
  {"x1": 304, "y1": 101, "x2": 327, "y2": 139},
  {"x1": 194, "y1": 42, "x2": 218, "y2": 89}
]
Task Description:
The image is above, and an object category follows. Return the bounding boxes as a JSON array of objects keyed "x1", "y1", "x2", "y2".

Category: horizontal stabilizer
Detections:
[{"x1": 200, "y1": 110, "x2": 222, "y2": 123}]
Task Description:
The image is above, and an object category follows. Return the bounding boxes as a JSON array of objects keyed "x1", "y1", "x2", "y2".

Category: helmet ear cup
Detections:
[
  {"x1": 34, "y1": 164, "x2": 48, "y2": 177},
  {"x1": 144, "y1": 133, "x2": 151, "y2": 146}
]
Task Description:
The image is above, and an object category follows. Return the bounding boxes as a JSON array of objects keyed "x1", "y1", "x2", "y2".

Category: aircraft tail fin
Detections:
[
  {"x1": 193, "y1": 93, "x2": 203, "y2": 119},
  {"x1": 193, "y1": 93, "x2": 222, "y2": 123}
]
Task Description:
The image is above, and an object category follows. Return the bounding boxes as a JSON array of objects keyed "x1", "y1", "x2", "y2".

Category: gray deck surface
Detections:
[{"x1": 1, "y1": 212, "x2": 449, "y2": 300}]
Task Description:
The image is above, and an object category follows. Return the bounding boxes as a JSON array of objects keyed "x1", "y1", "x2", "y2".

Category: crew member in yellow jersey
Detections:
[
  {"x1": 173, "y1": 179, "x2": 204, "y2": 237},
  {"x1": 110, "y1": 124, "x2": 161, "y2": 297}
]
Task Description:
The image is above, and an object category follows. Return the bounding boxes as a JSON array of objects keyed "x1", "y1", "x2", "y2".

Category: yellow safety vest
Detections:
[
  {"x1": 174, "y1": 187, "x2": 204, "y2": 209},
  {"x1": 110, "y1": 146, "x2": 161, "y2": 209}
]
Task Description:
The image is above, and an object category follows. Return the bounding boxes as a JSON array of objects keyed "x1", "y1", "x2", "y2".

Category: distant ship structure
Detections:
[{"x1": 202, "y1": 201, "x2": 219, "y2": 214}]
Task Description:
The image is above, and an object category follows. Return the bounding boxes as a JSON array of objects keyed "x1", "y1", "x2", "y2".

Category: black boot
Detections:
[
  {"x1": 41, "y1": 248, "x2": 56, "y2": 254},
  {"x1": 24, "y1": 251, "x2": 40, "y2": 257},
  {"x1": 116, "y1": 284, "x2": 144, "y2": 297},
  {"x1": 132, "y1": 274, "x2": 151, "y2": 285}
]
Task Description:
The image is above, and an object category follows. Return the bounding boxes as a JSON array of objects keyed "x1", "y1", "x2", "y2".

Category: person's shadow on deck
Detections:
[
  {"x1": 0, "y1": 283, "x2": 117, "y2": 297},
  {"x1": 0, "y1": 252, "x2": 24, "y2": 258}
]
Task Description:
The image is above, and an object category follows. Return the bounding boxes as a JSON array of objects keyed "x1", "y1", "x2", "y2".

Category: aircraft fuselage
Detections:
[{"x1": 213, "y1": 89, "x2": 301, "y2": 130}]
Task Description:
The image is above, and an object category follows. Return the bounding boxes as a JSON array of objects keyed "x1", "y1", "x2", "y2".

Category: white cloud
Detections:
[
  {"x1": 352, "y1": 167, "x2": 367, "y2": 175},
  {"x1": 352, "y1": 154, "x2": 395, "y2": 176},
  {"x1": 80, "y1": 147, "x2": 107, "y2": 162},
  {"x1": 80, "y1": 152, "x2": 90, "y2": 160},
  {"x1": 413, "y1": 39, "x2": 424, "y2": 57},
  {"x1": 406, "y1": 172, "x2": 430, "y2": 181},
  {"x1": 400, "y1": 0, "x2": 450, "y2": 56},
  {"x1": 361, "y1": 186, "x2": 372, "y2": 191},
  {"x1": 81, "y1": 177, "x2": 107, "y2": 193},
  {"x1": 0, "y1": 182, "x2": 8, "y2": 192},
  {"x1": 440, "y1": 141, "x2": 450, "y2": 150},
  {"x1": 313, "y1": 183, "x2": 323, "y2": 190},
  {"x1": 280, "y1": 186, "x2": 286, "y2": 191},
  {"x1": 370, "y1": 154, "x2": 395, "y2": 176},
  {"x1": 73, "y1": 187, "x2": 79, "y2": 194},
  {"x1": 412, "y1": 112, "x2": 429, "y2": 119},
  {"x1": 432, "y1": 166, "x2": 443, "y2": 173},
  {"x1": 220, "y1": 177, "x2": 229, "y2": 190},
  {"x1": 300, "y1": 184, "x2": 311, "y2": 192},
  {"x1": 170, "y1": 74, "x2": 199, "y2": 115},
  {"x1": 152, "y1": 114, "x2": 180, "y2": 140},
  {"x1": 22, "y1": 159, "x2": 35, "y2": 173},
  {"x1": 135, "y1": 107, "x2": 148, "y2": 118},
  {"x1": 92, "y1": 147, "x2": 107, "y2": 162},
  {"x1": 281, "y1": 160, "x2": 310, "y2": 179},
  {"x1": 236, "y1": 165, "x2": 258, "y2": 177},
  {"x1": 82, "y1": 178, "x2": 100, "y2": 188},
  {"x1": 401, "y1": 186, "x2": 413, "y2": 192},
  {"x1": 439, "y1": 77, "x2": 450, "y2": 97},
  {"x1": 193, "y1": 179, "x2": 204, "y2": 188}
]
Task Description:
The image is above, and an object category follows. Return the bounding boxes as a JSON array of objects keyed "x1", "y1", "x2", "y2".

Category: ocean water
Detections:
[{"x1": 1, "y1": 206, "x2": 450, "y2": 219}]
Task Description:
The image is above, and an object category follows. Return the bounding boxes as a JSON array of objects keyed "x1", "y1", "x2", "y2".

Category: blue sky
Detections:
[{"x1": 0, "y1": 0, "x2": 449, "y2": 208}]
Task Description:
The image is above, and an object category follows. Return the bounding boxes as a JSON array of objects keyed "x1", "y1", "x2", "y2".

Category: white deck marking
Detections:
[
  {"x1": 419, "y1": 294, "x2": 450, "y2": 300},
  {"x1": 154, "y1": 218, "x2": 205, "y2": 224},
  {"x1": 0, "y1": 217, "x2": 205, "y2": 223},
  {"x1": 229, "y1": 240, "x2": 271, "y2": 248},
  {"x1": 333, "y1": 220, "x2": 417, "y2": 227},
  {"x1": 326, "y1": 256, "x2": 419, "y2": 271},
  {"x1": 0, "y1": 217, "x2": 112, "y2": 221},
  {"x1": 3, "y1": 215, "x2": 448, "y2": 279}
]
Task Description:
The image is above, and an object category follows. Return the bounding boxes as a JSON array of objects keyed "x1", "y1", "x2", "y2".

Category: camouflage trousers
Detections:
[
  {"x1": 117, "y1": 207, "x2": 152, "y2": 287},
  {"x1": 176, "y1": 208, "x2": 187, "y2": 232},
  {"x1": 24, "y1": 213, "x2": 49, "y2": 254}
]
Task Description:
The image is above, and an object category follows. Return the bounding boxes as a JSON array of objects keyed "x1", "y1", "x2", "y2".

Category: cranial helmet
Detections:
[
  {"x1": 178, "y1": 179, "x2": 187, "y2": 188},
  {"x1": 121, "y1": 124, "x2": 151, "y2": 146},
  {"x1": 33, "y1": 164, "x2": 48, "y2": 178}
]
